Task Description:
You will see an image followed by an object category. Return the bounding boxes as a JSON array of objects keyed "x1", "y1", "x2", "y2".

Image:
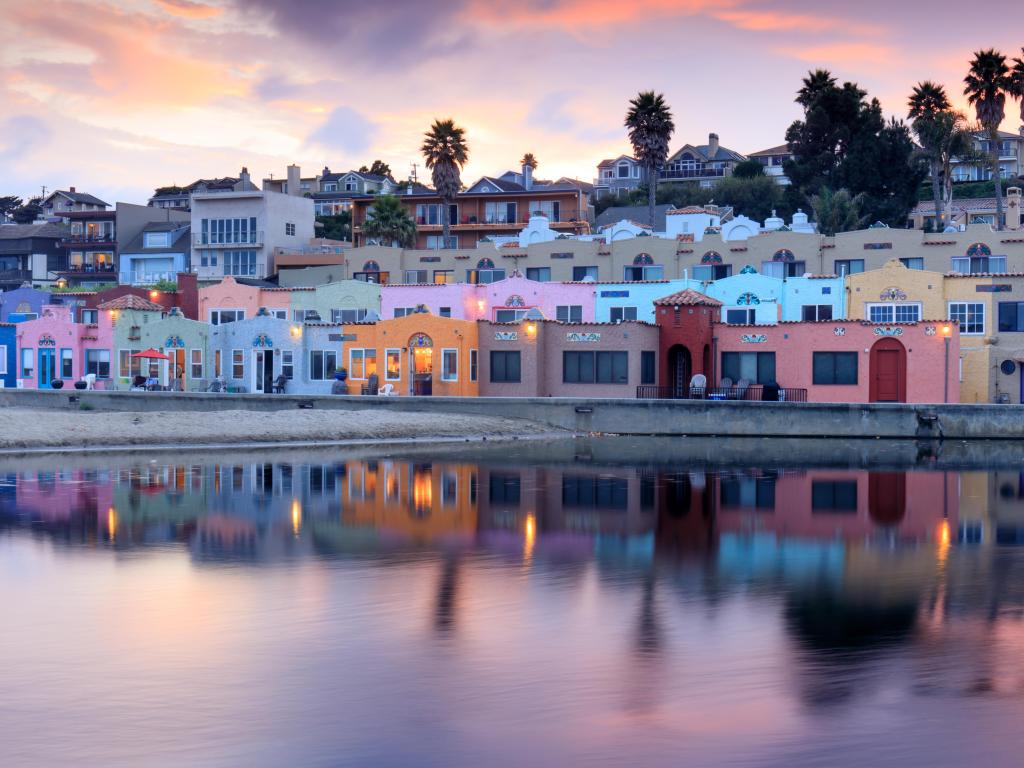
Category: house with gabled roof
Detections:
[
  {"x1": 747, "y1": 144, "x2": 792, "y2": 185},
  {"x1": 40, "y1": 188, "x2": 110, "y2": 218},
  {"x1": 661, "y1": 133, "x2": 747, "y2": 188},
  {"x1": 593, "y1": 155, "x2": 644, "y2": 200}
]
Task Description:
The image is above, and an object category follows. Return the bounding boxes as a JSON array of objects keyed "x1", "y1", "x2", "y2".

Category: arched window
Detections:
[
  {"x1": 362, "y1": 260, "x2": 380, "y2": 272},
  {"x1": 633, "y1": 253, "x2": 654, "y2": 265},
  {"x1": 773, "y1": 249, "x2": 795, "y2": 263},
  {"x1": 966, "y1": 243, "x2": 991, "y2": 258},
  {"x1": 477, "y1": 257, "x2": 495, "y2": 269},
  {"x1": 701, "y1": 251, "x2": 722, "y2": 265},
  {"x1": 409, "y1": 333, "x2": 433, "y2": 348}
]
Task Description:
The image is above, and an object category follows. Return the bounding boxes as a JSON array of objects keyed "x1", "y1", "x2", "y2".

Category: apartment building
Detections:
[
  {"x1": 0, "y1": 223, "x2": 66, "y2": 291},
  {"x1": 950, "y1": 129, "x2": 1024, "y2": 183}
]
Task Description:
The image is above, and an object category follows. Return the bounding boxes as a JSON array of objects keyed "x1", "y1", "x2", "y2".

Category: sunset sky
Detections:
[{"x1": 2, "y1": 0, "x2": 1022, "y2": 204}]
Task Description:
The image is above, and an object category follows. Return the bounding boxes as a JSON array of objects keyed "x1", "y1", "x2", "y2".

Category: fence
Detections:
[{"x1": 636, "y1": 385, "x2": 808, "y2": 402}]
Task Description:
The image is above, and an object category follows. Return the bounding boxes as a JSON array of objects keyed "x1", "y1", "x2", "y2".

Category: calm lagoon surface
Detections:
[{"x1": 2, "y1": 437, "x2": 1024, "y2": 767}]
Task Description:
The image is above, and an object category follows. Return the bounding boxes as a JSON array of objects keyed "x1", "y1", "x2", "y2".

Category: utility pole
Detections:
[{"x1": 410, "y1": 163, "x2": 418, "y2": 184}]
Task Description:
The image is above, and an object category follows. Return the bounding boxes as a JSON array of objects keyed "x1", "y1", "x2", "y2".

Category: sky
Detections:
[{"x1": 1, "y1": 0, "x2": 1023, "y2": 205}]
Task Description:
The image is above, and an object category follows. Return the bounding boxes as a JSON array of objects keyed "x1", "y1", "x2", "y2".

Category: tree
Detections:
[
  {"x1": 0, "y1": 195, "x2": 22, "y2": 221},
  {"x1": 1010, "y1": 48, "x2": 1024, "y2": 127},
  {"x1": 361, "y1": 194, "x2": 416, "y2": 247},
  {"x1": 929, "y1": 111, "x2": 978, "y2": 230},
  {"x1": 731, "y1": 159, "x2": 765, "y2": 179},
  {"x1": 316, "y1": 210, "x2": 352, "y2": 241},
  {"x1": 908, "y1": 82, "x2": 952, "y2": 231},
  {"x1": 359, "y1": 160, "x2": 392, "y2": 178},
  {"x1": 785, "y1": 70, "x2": 923, "y2": 227},
  {"x1": 11, "y1": 196, "x2": 42, "y2": 224},
  {"x1": 625, "y1": 91, "x2": 675, "y2": 230},
  {"x1": 964, "y1": 49, "x2": 1010, "y2": 229},
  {"x1": 520, "y1": 153, "x2": 538, "y2": 169},
  {"x1": 811, "y1": 187, "x2": 866, "y2": 236},
  {"x1": 421, "y1": 119, "x2": 469, "y2": 247}
]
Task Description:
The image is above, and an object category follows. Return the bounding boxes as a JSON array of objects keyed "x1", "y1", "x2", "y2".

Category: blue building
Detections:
[
  {"x1": 0, "y1": 323, "x2": 15, "y2": 388},
  {"x1": 0, "y1": 285, "x2": 50, "y2": 322},
  {"x1": 593, "y1": 279, "x2": 700, "y2": 323},
  {"x1": 703, "y1": 267, "x2": 845, "y2": 325},
  {"x1": 117, "y1": 222, "x2": 191, "y2": 286}
]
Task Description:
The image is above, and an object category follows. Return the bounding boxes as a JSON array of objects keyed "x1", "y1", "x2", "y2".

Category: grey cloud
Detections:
[
  {"x1": 0, "y1": 115, "x2": 53, "y2": 161},
  {"x1": 306, "y1": 106, "x2": 377, "y2": 155}
]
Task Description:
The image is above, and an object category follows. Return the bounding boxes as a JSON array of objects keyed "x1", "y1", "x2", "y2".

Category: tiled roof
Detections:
[
  {"x1": 0, "y1": 222, "x2": 67, "y2": 240},
  {"x1": 653, "y1": 289, "x2": 722, "y2": 307},
  {"x1": 747, "y1": 144, "x2": 790, "y2": 157},
  {"x1": 97, "y1": 295, "x2": 165, "y2": 312},
  {"x1": 667, "y1": 206, "x2": 713, "y2": 216},
  {"x1": 911, "y1": 198, "x2": 1002, "y2": 215}
]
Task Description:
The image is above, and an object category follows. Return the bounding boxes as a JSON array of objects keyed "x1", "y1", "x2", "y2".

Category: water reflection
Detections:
[{"x1": 3, "y1": 444, "x2": 1024, "y2": 767}]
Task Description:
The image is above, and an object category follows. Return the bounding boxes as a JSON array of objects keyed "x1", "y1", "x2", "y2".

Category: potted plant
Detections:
[{"x1": 51, "y1": 379, "x2": 64, "y2": 390}]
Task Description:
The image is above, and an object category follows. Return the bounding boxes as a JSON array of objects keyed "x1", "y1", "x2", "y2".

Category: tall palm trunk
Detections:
[
  {"x1": 931, "y1": 158, "x2": 943, "y2": 232},
  {"x1": 647, "y1": 164, "x2": 656, "y2": 229},
  {"x1": 990, "y1": 127, "x2": 1004, "y2": 230},
  {"x1": 441, "y1": 198, "x2": 451, "y2": 246}
]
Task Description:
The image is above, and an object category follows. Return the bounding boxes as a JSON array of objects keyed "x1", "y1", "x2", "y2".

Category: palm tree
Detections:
[
  {"x1": 361, "y1": 194, "x2": 416, "y2": 247},
  {"x1": 1010, "y1": 49, "x2": 1024, "y2": 122},
  {"x1": 520, "y1": 153, "x2": 538, "y2": 170},
  {"x1": 796, "y1": 69, "x2": 837, "y2": 108},
  {"x1": 964, "y1": 49, "x2": 1010, "y2": 229},
  {"x1": 810, "y1": 187, "x2": 866, "y2": 236},
  {"x1": 625, "y1": 91, "x2": 675, "y2": 229},
  {"x1": 908, "y1": 82, "x2": 952, "y2": 231},
  {"x1": 421, "y1": 119, "x2": 469, "y2": 248}
]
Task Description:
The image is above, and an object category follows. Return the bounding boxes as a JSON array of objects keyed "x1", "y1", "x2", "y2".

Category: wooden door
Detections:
[{"x1": 870, "y1": 339, "x2": 906, "y2": 402}]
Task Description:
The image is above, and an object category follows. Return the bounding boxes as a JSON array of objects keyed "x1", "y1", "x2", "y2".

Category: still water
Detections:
[{"x1": 2, "y1": 437, "x2": 1024, "y2": 767}]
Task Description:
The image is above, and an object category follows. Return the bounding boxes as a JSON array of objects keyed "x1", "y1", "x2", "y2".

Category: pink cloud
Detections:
[{"x1": 154, "y1": 0, "x2": 223, "y2": 19}]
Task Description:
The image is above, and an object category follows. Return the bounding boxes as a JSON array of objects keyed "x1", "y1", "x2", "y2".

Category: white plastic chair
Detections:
[
  {"x1": 378, "y1": 383, "x2": 396, "y2": 396},
  {"x1": 83, "y1": 373, "x2": 96, "y2": 390}
]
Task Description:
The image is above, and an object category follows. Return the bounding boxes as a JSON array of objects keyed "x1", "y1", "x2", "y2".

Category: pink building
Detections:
[
  {"x1": 198, "y1": 276, "x2": 292, "y2": 324},
  {"x1": 381, "y1": 274, "x2": 596, "y2": 322},
  {"x1": 15, "y1": 304, "x2": 115, "y2": 389}
]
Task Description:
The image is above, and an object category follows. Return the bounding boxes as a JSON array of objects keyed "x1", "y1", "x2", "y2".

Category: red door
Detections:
[{"x1": 870, "y1": 339, "x2": 907, "y2": 402}]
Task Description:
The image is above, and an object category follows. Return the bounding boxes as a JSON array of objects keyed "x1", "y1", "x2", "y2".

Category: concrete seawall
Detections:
[{"x1": 2, "y1": 389, "x2": 1023, "y2": 440}]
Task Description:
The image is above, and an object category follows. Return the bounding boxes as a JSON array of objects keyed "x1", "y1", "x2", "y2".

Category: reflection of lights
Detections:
[
  {"x1": 107, "y1": 506, "x2": 117, "y2": 541},
  {"x1": 291, "y1": 499, "x2": 301, "y2": 536},
  {"x1": 523, "y1": 512, "x2": 537, "y2": 565},
  {"x1": 412, "y1": 467, "x2": 432, "y2": 517},
  {"x1": 937, "y1": 519, "x2": 950, "y2": 564}
]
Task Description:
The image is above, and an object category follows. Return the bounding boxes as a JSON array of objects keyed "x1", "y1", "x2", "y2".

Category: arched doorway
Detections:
[
  {"x1": 668, "y1": 345, "x2": 691, "y2": 396},
  {"x1": 869, "y1": 338, "x2": 907, "y2": 402},
  {"x1": 869, "y1": 472, "x2": 906, "y2": 526},
  {"x1": 409, "y1": 333, "x2": 433, "y2": 395}
]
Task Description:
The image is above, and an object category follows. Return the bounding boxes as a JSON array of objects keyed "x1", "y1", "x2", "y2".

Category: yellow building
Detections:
[{"x1": 847, "y1": 259, "x2": 1024, "y2": 403}]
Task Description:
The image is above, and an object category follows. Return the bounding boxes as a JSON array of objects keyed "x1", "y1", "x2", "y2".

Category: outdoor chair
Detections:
[
  {"x1": 82, "y1": 373, "x2": 96, "y2": 390},
  {"x1": 272, "y1": 375, "x2": 287, "y2": 394},
  {"x1": 131, "y1": 375, "x2": 147, "y2": 391},
  {"x1": 734, "y1": 378, "x2": 751, "y2": 400},
  {"x1": 689, "y1": 373, "x2": 707, "y2": 399},
  {"x1": 365, "y1": 373, "x2": 379, "y2": 396},
  {"x1": 378, "y1": 383, "x2": 396, "y2": 396}
]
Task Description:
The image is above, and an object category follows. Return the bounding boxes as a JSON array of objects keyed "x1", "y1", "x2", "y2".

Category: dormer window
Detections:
[{"x1": 144, "y1": 232, "x2": 171, "y2": 248}]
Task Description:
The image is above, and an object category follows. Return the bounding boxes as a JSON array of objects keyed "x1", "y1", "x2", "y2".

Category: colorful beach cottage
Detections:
[
  {"x1": 14, "y1": 304, "x2": 114, "y2": 388},
  {"x1": 0, "y1": 323, "x2": 15, "y2": 388}
]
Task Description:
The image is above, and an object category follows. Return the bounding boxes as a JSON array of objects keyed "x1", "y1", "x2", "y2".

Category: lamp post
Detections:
[{"x1": 942, "y1": 324, "x2": 952, "y2": 403}]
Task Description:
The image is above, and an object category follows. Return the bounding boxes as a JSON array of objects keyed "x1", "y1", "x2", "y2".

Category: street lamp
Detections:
[{"x1": 942, "y1": 324, "x2": 952, "y2": 403}]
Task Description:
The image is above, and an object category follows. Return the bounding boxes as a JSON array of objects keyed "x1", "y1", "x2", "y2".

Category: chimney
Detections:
[
  {"x1": 523, "y1": 161, "x2": 534, "y2": 191},
  {"x1": 175, "y1": 272, "x2": 199, "y2": 319},
  {"x1": 239, "y1": 167, "x2": 250, "y2": 188},
  {"x1": 287, "y1": 164, "x2": 301, "y2": 196},
  {"x1": 1007, "y1": 187, "x2": 1022, "y2": 231},
  {"x1": 69, "y1": 186, "x2": 76, "y2": 193},
  {"x1": 707, "y1": 133, "x2": 719, "y2": 158}
]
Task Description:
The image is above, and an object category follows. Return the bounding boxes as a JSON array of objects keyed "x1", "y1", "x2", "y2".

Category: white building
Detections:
[{"x1": 190, "y1": 168, "x2": 314, "y2": 280}]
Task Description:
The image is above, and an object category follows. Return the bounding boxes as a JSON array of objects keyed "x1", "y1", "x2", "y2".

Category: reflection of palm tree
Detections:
[
  {"x1": 635, "y1": 573, "x2": 661, "y2": 657},
  {"x1": 434, "y1": 555, "x2": 460, "y2": 632}
]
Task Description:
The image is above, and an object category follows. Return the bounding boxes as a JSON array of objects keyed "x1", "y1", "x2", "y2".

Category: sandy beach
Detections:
[{"x1": 0, "y1": 407, "x2": 560, "y2": 451}]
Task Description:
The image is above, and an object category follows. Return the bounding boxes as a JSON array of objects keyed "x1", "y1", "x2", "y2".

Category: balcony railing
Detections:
[
  {"x1": 62, "y1": 233, "x2": 116, "y2": 245},
  {"x1": 193, "y1": 231, "x2": 264, "y2": 247},
  {"x1": 119, "y1": 271, "x2": 180, "y2": 286},
  {"x1": 0, "y1": 268, "x2": 32, "y2": 284},
  {"x1": 60, "y1": 263, "x2": 117, "y2": 275},
  {"x1": 658, "y1": 167, "x2": 727, "y2": 180},
  {"x1": 636, "y1": 385, "x2": 808, "y2": 402}
]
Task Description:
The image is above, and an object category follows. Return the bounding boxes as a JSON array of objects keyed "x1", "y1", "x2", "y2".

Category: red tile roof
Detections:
[
  {"x1": 653, "y1": 289, "x2": 722, "y2": 307},
  {"x1": 96, "y1": 295, "x2": 165, "y2": 312}
]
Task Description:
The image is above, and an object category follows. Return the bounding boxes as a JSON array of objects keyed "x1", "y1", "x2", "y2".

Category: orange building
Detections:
[{"x1": 340, "y1": 311, "x2": 479, "y2": 396}]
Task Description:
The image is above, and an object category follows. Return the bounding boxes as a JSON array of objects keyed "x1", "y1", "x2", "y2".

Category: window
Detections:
[
  {"x1": 293, "y1": 309, "x2": 321, "y2": 322},
  {"x1": 85, "y1": 349, "x2": 110, "y2": 378},
  {"x1": 404, "y1": 270, "x2": 429, "y2": 284},
  {"x1": 441, "y1": 349, "x2": 458, "y2": 381},
  {"x1": 466, "y1": 267, "x2": 505, "y2": 284},
  {"x1": 495, "y1": 308, "x2": 528, "y2": 323},
  {"x1": 725, "y1": 308, "x2": 757, "y2": 324},
  {"x1": 144, "y1": 231, "x2": 170, "y2": 248},
  {"x1": 692, "y1": 264, "x2": 732, "y2": 281},
  {"x1": 331, "y1": 308, "x2": 368, "y2": 323},
  {"x1": 470, "y1": 349, "x2": 478, "y2": 381},
  {"x1": 190, "y1": 349, "x2": 203, "y2": 379},
  {"x1": 223, "y1": 250, "x2": 256, "y2": 277},
  {"x1": 610, "y1": 306, "x2": 638, "y2": 323},
  {"x1": 572, "y1": 266, "x2": 598, "y2": 281},
  {"x1": 232, "y1": 350, "x2": 244, "y2": 379},
  {"x1": 200, "y1": 217, "x2": 257, "y2": 245},
  {"x1": 285, "y1": 222, "x2": 296, "y2": 236},
  {"x1": 214, "y1": 350, "x2": 221, "y2": 378},
  {"x1": 490, "y1": 351, "x2": 521, "y2": 383},
  {"x1": 349, "y1": 349, "x2": 376, "y2": 380},
  {"x1": 811, "y1": 480, "x2": 858, "y2": 512},
  {"x1": 310, "y1": 350, "x2": 338, "y2": 380},
  {"x1": 867, "y1": 303, "x2": 921, "y2": 323},
  {"x1": 385, "y1": 349, "x2": 401, "y2": 380},
  {"x1": 200, "y1": 253, "x2": 218, "y2": 268},
  {"x1": 899, "y1": 257, "x2": 924, "y2": 270},
  {"x1": 952, "y1": 255, "x2": 1006, "y2": 274},
  {"x1": 563, "y1": 351, "x2": 628, "y2": 384},
  {"x1": 624, "y1": 255, "x2": 664, "y2": 281},
  {"x1": 416, "y1": 203, "x2": 457, "y2": 226},
  {"x1": 269, "y1": 309, "x2": 287, "y2": 320},
  {"x1": 60, "y1": 349, "x2": 73, "y2": 379},
  {"x1": 526, "y1": 267, "x2": 551, "y2": 282},
  {"x1": 949, "y1": 302, "x2": 984, "y2": 335},
  {"x1": 281, "y1": 351, "x2": 293, "y2": 380},
  {"x1": 562, "y1": 475, "x2": 628, "y2": 509},
  {"x1": 0, "y1": 346, "x2": 5, "y2": 375},
  {"x1": 720, "y1": 474, "x2": 776, "y2": 509},
  {"x1": 354, "y1": 270, "x2": 390, "y2": 284},
  {"x1": 834, "y1": 259, "x2": 864, "y2": 275},
  {"x1": 617, "y1": 163, "x2": 630, "y2": 178},
  {"x1": 529, "y1": 200, "x2": 560, "y2": 222},
  {"x1": 641, "y1": 351, "x2": 655, "y2": 384},
  {"x1": 80, "y1": 309, "x2": 98, "y2": 324},
  {"x1": 393, "y1": 307, "x2": 416, "y2": 318},
  {"x1": 998, "y1": 302, "x2": 1024, "y2": 331},
  {"x1": 426, "y1": 235, "x2": 458, "y2": 250},
  {"x1": 760, "y1": 260, "x2": 807, "y2": 278},
  {"x1": 721, "y1": 352, "x2": 776, "y2": 384},
  {"x1": 489, "y1": 473, "x2": 521, "y2": 505},
  {"x1": 801, "y1": 304, "x2": 833, "y2": 321},
  {"x1": 556, "y1": 305, "x2": 583, "y2": 323},
  {"x1": 813, "y1": 352, "x2": 858, "y2": 385},
  {"x1": 439, "y1": 307, "x2": 451, "y2": 318},
  {"x1": 21, "y1": 348, "x2": 32, "y2": 377},
  {"x1": 484, "y1": 201, "x2": 517, "y2": 224},
  {"x1": 210, "y1": 309, "x2": 244, "y2": 325},
  {"x1": 433, "y1": 270, "x2": 453, "y2": 284}
]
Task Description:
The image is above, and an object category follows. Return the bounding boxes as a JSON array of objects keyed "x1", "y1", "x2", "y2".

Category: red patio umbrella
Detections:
[{"x1": 131, "y1": 349, "x2": 170, "y2": 360}]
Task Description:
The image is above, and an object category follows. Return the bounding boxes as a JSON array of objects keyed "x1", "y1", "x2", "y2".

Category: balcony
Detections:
[
  {"x1": 658, "y1": 167, "x2": 727, "y2": 181},
  {"x1": 61, "y1": 233, "x2": 116, "y2": 246},
  {"x1": 0, "y1": 268, "x2": 32, "y2": 284},
  {"x1": 119, "y1": 271, "x2": 180, "y2": 286},
  {"x1": 193, "y1": 232, "x2": 264, "y2": 248},
  {"x1": 58, "y1": 263, "x2": 117, "y2": 277}
]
